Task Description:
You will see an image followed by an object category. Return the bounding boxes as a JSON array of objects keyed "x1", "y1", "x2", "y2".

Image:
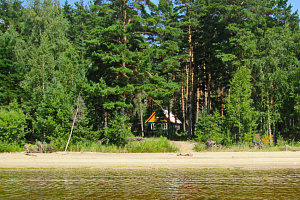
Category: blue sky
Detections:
[
  {"x1": 288, "y1": 0, "x2": 300, "y2": 13},
  {"x1": 62, "y1": 0, "x2": 300, "y2": 13}
]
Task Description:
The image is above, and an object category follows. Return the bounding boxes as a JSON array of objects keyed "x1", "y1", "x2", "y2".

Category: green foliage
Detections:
[
  {"x1": 193, "y1": 143, "x2": 206, "y2": 152},
  {"x1": 102, "y1": 112, "x2": 133, "y2": 145},
  {"x1": 0, "y1": 101, "x2": 26, "y2": 143},
  {"x1": 0, "y1": 25, "x2": 24, "y2": 105},
  {"x1": 0, "y1": 140, "x2": 23, "y2": 152},
  {"x1": 195, "y1": 111, "x2": 224, "y2": 144},
  {"x1": 126, "y1": 137, "x2": 178, "y2": 153},
  {"x1": 51, "y1": 137, "x2": 178, "y2": 153},
  {"x1": 193, "y1": 142, "x2": 300, "y2": 152},
  {"x1": 225, "y1": 66, "x2": 258, "y2": 143},
  {"x1": 1, "y1": 0, "x2": 300, "y2": 147}
]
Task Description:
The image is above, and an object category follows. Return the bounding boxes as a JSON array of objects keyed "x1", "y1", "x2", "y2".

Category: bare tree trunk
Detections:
[
  {"x1": 204, "y1": 63, "x2": 208, "y2": 110},
  {"x1": 104, "y1": 110, "x2": 108, "y2": 135},
  {"x1": 187, "y1": 10, "x2": 194, "y2": 140},
  {"x1": 167, "y1": 75, "x2": 171, "y2": 139},
  {"x1": 221, "y1": 87, "x2": 224, "y2": 116},
  {"x1": 188, "y1": 68, "x2": 194, "y2": 140},
  {"x1": 196, "y1": 85, "x2": 200, "y2": 125},
  {"x1": 181, "y1": 73, "x2": 186, "y2": 133},
  {"x1": 267, "y1": 89, "x2": 272, "y2": 146},
  {"x1": 208, "y1": 73, "x2": 212, "y2": 112},
  {"x1": 188, "y1": 70, "x2": 193, "y2": 140},
  {"x1": 64, "y1": 95, "x2": 80, "y2": 153},
  {"x1": 139, "y1": 93, "x2": 144, "y2": 137}
]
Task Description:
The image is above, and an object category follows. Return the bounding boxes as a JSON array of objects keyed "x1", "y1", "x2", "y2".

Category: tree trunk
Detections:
[
  {"x1": 221, "y1": 87, "x2": 224, "y2": 116},
  {"x1": 104, "y1": 110, "x2": 108, "y2": 135},
  {"x1": 208, "y1": 73, "x2": 212, "y2": 112},
  {"x1": 187, "y1": 9, "x2": 194, "y2": 140},
  {"x1": 167, "y1": 74, "x2": 171, "y2": 139},
  {"x1": 204, "y1": 63, "x2": 208, "y2": 110},
  {"x1": 181, "y1": 72, "x2": 186, "y2": 132},
  {"x1": 196, "y1": 85, "x2": 200, "y2": 124},
  {"x1": 64, "y1": 95, "x2": 80, "y2": 153},
  {"x1": 139, "y1": 93, "x2": 144, "y2": 137},
  {"x1": 267, "y1": 89, "x2": 272, "y2": 146}
]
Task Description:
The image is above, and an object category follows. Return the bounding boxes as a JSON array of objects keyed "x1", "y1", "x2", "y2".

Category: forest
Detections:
[{"x1": 1, "y1": 0, "x2": 300, "y2": 149}]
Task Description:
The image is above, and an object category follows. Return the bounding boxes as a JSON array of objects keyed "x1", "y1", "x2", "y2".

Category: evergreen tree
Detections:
[
  {"x1": 225, "y1": 66, "x2": 257, "y2": 143},
  {"x1": 85, "y1": 0, "x2": 157, "y2": 140},
  {"x1": 0, "y1": 0, "x2": 24, "y2": 105},
  {"x1": 18, "y1": 0, "x2": 86, "y2": 142}
]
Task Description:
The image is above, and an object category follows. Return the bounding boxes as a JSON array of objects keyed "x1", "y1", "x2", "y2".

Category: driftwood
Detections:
[
  {"x1": 177, "y1": 153, "x2": 193, "y2": 156},
  {"x1": 25, "y1": 153, "x2": 37, "y2": 156}
]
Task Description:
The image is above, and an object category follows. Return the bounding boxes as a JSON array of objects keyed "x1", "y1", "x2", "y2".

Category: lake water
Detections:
[{"x1": 1, "y1": 168, "x2": 299, "y2": 199}]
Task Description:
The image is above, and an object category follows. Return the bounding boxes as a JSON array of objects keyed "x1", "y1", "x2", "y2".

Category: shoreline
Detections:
[{"x1": 1, "y1": 151, "x2": 300, "y2": 170}]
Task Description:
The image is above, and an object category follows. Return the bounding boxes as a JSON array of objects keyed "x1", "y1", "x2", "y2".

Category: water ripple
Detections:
[{"x1": 0, "y1": 169, "x2": 300, "y2": 199}]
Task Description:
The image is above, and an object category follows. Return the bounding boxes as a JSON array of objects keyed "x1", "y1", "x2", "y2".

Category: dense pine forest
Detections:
[{"x1": 1, "y1": 0, "x2": 300, "y2": 148}]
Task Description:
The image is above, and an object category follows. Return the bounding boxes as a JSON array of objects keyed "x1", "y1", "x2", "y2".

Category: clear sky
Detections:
[{"x1": 288, "y1": 0, "x2": 300, "y2": 13}]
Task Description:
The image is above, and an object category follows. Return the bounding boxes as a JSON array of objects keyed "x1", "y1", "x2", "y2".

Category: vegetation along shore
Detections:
[{"x1": 1, "y1": 0, "x2": 300, "y2": 153}]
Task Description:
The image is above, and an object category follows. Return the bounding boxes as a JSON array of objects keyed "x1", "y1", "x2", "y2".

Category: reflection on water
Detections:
[{"x1": 1, "y1": 168, "x2": 300, "y2": 199}]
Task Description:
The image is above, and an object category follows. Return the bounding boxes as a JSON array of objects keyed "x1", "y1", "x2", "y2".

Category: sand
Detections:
[{"x1": 1, "y1": 151, "x2": 300, "y2": 170}]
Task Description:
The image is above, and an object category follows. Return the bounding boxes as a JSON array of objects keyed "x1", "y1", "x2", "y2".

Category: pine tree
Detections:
[
  {"x1": 85, "y1": 0, "x2": 157, "y2": 140},
  {"x1": 0, "y1": 0, "x2": 24, "y2": 105},
  {"x1": 225, "y1": 66, "x2": 257, "y2": 143},
  {"x1": 18, "y1": 0, "x2": 85, "y2": 142}
]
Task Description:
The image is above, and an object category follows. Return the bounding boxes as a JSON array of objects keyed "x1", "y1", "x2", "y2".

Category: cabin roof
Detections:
[
  {"x1": 145, "y1": 109, "x2": 182, "y2": 124},
  {"x1": 162, "y1": 109, "x2": 182, "y2": 124},
  {"x1": 145, "y1": 112, "x2": 156, "y2": 123}
]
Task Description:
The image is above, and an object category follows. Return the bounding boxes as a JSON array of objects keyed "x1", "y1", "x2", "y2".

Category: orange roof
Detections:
[{"x1": 145, "y1": 112, "x2": 156, "y2": 123}]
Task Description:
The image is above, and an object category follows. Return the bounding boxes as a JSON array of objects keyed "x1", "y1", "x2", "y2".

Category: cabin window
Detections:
[
  {"x1": 151, "y1": 123, "x2": 155, "y2": 130},
  {"x1": 162, "y1": 123, "x2": 168, "y2": 130}
]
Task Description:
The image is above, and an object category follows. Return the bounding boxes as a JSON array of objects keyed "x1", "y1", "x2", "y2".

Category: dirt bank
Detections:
[{"x1": 1, "y1": 151, "x2": 300, "y2": 170}]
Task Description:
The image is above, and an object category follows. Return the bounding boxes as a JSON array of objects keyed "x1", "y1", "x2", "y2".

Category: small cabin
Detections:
[{"x1": 145, "y1": 109, "x2": 182, "y2": 136}]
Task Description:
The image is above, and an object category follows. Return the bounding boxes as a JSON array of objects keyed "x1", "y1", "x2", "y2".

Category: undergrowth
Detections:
[
  {"x1": 193, "y1": 143, "x2": 300, "y2": 152},
  {"x1": 55, "y1": 137, "x2": 178, "y2": 153},
  {"x1": 0, "y1": 141, "x2": 23, "y2": 152},
  {"x1": 126, "y1": 137, "x2": 179, "y2": 153}
]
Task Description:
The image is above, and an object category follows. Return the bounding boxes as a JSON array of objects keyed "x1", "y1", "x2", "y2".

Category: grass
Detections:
[
  {"x1": 58, "y1": 137, "x2": 179, "y2": 153},
  {"x1": 0, "y1": 141, "x2": 23, "y2": 152},
  {"x1": 126, "y1": 137, "x2": 179, "y2": 153},
  {"x1": 193, "y1": 142, "x2": 300, "y2": 152}
]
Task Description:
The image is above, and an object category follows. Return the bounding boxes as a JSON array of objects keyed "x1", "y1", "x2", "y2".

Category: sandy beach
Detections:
[{"x1": 1, "y1": 151, "x2": 300, "y2": 170}]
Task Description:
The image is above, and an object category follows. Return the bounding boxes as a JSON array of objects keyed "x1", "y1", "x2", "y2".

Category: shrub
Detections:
[
  {"x1": 0, "y1": 101, "x2": 26, "y2": 143},
  {"x1": 0, "y1": 141, "x2": 23, "y2": 152},
  {"x1": 195, "y1": 111, "x2": 224, "y2": 144},
  {"x1": 102, "y1": 112, "x2": 134, "y2": 145},
  {"x1": 60, "y1": 137, "x2": 178, "y2": 153},
  {"x1": 126, "y1": 137, "x2": 178, "y2": 153}
]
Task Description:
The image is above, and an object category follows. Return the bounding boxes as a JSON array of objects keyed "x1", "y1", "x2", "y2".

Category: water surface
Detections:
[{"x1": 1, "y1": 168, "x2": 299, "y2": 199}]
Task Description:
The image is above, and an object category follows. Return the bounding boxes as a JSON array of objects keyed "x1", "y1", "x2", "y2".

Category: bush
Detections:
[
  {"x1": 59, "y1": 137, "x2": 178, "y2": 153},
  {"x1": 195, "y1": 111, "x2": 225, "y2": 144},
  {"x1": 0, "y1": 101, "x2": 26, "y2": 143},
  {"x1": 102, "y1": 112, "x2": 134, "y2": 145},
  {"x1": 193, "y1": 143, "x2": 206, "y2": 151},
  {"x1": 0, "y1": 141, "x2": 23, "y2": 152},
  {"x1": 126, "y1": 137, "x2": 178, "y2": 153}
]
